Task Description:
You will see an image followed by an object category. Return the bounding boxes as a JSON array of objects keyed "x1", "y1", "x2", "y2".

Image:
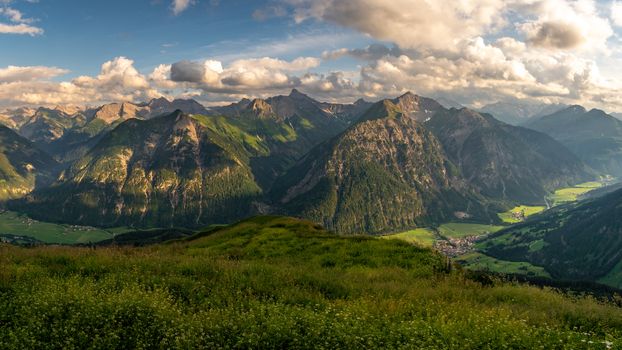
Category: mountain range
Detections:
[
  {"x1": 1, "y1": 90, "x2": 592, "y2": 234},
  {"x1": 479, "y1": 102, "x2": 567, "y2": 126}
]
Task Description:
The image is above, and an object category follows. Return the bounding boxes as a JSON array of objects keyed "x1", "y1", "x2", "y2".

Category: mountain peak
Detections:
[
  {"x1": 359, "y1": 99, "x2": 402, "y2": 122},
  {"x1": 397, "y1": 91, "x2": 417, "y2": 99},
  {"x1": 289, "y1": 89, "x2": 311, "y2": 99},
  {"x1": 566, "y1": 105, "x2": 587, "y2": 114}
]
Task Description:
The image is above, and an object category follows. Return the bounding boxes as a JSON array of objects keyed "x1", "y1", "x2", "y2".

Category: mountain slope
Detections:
[
  {"x1": 271, "y1": 100, "x2": 492, "y2": 234},
  {"x1": 525, "y1": 106, "x2": 622, "y2": 175},
  {"x1": 425, "y1": 108, "x2": 592, "y2": 204},
  {"x1": 0, "y1": 126, "x2": 58, "y2": 200},
  {"x1": 480, "y1": 187, "x2": 622, "y2": 287},
  {"x1": 212, "y1": 90, "x2": 373, "y2": 188},
  {"x1": 17, "y1": 111, "x2": 267, "y2": 227}
]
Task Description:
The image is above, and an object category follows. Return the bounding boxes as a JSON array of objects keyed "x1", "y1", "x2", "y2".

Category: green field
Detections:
[
  {"x1": 549, "y1": 181, "x2": 604, "y2": 205},
  {"x1": 0, "y1": 211, "x2": 129, "y2": 244},
  {"x1": 437, "y1": 223, "x2": 503, "y2": 238},
  {"x1": 456, "y1": 252, "x2": 551, "y2": 278},
  {"x1": 381, "y1": 228, "x2": 438, "y2": 247},
  {"x1": 498, "y1": 205, "x2": 546, "y2": 224},
  {"x1": 1, "y1": 216, "x2": 621, "y2": 348}
]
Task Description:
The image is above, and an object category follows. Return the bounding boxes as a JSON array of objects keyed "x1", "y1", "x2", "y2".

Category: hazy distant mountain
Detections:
[
  {"x1": 431, "y1": 96, "x2": 464, "y2": 109},
  {"x1": 481, "y1": 186, "x2": 622, "y2": 288},
  {"x1": 0, "y1": 107, "x2": 37, "y2": 129},
  {"x1": 480, "y1": 102, "x2": 567, "y2": 125},
  {"x1": 0, "y1": 126, "x2": 58, "y2": 200},
  {"x1": 612, "y1": 112, "x2": 622, "y2": 120},
  {"x1": 425, "y1": 108, "x2": 591, "y2": 204},
  {"x1": 270, "y1": 99, "x2": 492, "y2": 234},
  {"x1": 525, "y1": 105, "x2": 622, "y2": 176}
]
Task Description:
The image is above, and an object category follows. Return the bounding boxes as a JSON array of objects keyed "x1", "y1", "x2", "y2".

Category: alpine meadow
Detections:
[{"x1": 2, "y1": 0, "x2": 622, "y2": 349}]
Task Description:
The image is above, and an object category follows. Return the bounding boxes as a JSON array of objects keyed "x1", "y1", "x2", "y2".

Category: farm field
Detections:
[
  {"x1": 549, "y1": 181, "x2": 605, "y2": 205},
  {"x1": 437, "y1": 223, "x2": 504, "y2": 238},
  {"x1": 498, "y1": 205, "x2": 546, "y2": 224},
  {"x1": 0, "y1": 211, "x2": 129, "y2": 244},
  {"x1": 381, "y1": 228, "x2": 437, "y2": 247},
  {"x1": 455, "y1": 252, "x2": 551, "y2": 278}
]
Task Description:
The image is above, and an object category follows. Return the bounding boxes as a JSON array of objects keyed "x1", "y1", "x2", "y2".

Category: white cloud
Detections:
[
  {"x1": 171, "y1": 0, "x2": 194, "y2": 15},
  {"x1": 0, "y1": 5, "x2": 43, "y2": 35},
  {"x1": 288, "y1": 0, "x2": 507, "y2": 52},
  {"x1": 517, "y1": 0, "x2": 613, "y2": 52},
  {"x1": 0, "y1": 65, "x2": 68, "y2": 82},
  {"x1": 166, "y1": 56, "x2": 321, "y2": 91},
  {"x1": 612, "y1": 1, "x2": 622, "y2": 27},
  {"x1": 0, "y1": 57, "x2": 160, "y2": 108},
  {"x1": 0, "y1": 7, "x2": 33, "y2": 23}
]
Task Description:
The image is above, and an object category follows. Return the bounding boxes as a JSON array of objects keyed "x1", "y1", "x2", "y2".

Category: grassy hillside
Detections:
[
  {"x1": 1, "y1": 216, "x2": 621, "y2": 348},
  {"x1": 479, "y1": 187, "x2": 622, "y2": 287}
]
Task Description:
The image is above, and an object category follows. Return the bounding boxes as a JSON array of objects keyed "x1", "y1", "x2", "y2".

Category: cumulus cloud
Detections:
[
  {"x1": 517, "y1": 0, "x2": 613, "y2": 51},
  {"x1": 0, "y1": 57, "x2": 160, "y2": 108},
  {"x1": 523, "y1": 21, "x2": 585, "y2": 49},
  {"x1": 287, "y1": 0, "x2": 507, "y2": 52},
  {"x1": 165, "y1": 56, "x2": 321, "y2": 92}
]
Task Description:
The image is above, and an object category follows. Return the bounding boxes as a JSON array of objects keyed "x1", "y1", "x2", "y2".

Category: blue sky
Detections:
[
  {"x1": 0, "y1": 0, "x2": 371, "y2": 78},
  {"x1": 1, "y1": 0, "x2": 622, "y2": 112}
]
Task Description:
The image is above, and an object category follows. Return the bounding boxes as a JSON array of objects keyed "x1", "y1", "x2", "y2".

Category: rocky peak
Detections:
[
  {"x1": 53, "y1": 105, "x2": 83, "y2": 116},
  {"x1": 248, "y1": 99, "x2": 275, "y2": 118},
  {"x1": 391, "y1": 92, "x2": 444, "y2": 121},
  {"x1": 148, "y1": 97, "x2": 171, "y2": 109}
]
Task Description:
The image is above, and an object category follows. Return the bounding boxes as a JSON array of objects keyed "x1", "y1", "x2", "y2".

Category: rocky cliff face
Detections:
[{"x1": 271, "y1": 100, "x2": 490, "y2": 234}]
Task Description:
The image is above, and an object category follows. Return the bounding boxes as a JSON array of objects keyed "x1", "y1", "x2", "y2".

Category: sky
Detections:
[{"x1": 1, "y1": 0, "x2": 622, "y2": 112}]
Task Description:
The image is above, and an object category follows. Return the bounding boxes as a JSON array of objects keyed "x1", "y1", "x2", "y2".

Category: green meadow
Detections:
[
  {"x1": 455, "y1": 252, "x2": 551, "y2": 278},
  {"x1": 549, "y1": 181, "x2": 604, "y2": 206},
  {"x1": 498, "y1": 205, "x2": 546, "y2": 224},
  {"x1": 437, "y1": 223, "x2": 504, "y2": 238},
  {"x1": 0, "y1": 211, "x2": 129, "y2": 244},
  {"x1": 0, "y1": 216, "x2": 620, "y2": 349}
]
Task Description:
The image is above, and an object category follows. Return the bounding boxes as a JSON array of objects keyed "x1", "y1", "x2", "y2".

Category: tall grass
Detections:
[{"x1": 0, "y1": 216, "x2": 620, "y2": 349}]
